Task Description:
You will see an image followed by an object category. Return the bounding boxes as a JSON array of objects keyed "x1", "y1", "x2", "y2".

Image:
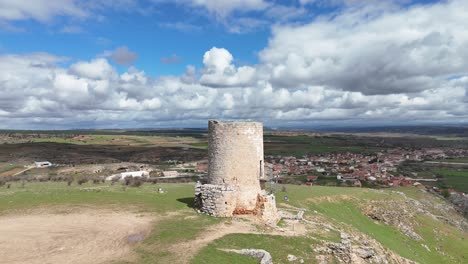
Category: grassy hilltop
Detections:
[{"x1": 0, "y1": 182, "x2": 466, "y2": 264}]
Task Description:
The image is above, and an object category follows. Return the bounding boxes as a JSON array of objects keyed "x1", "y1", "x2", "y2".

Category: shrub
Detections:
[
  {"x1": 441, "y1": 189, "x2": 450, "y2": 199},
  {"x1": 123, "y1": 177, "x2": 144, "y2": 187},
  {"x1": 77, "y1": 178, "x2": 88, "y2": 185},
  {"x1": 67, "y1": 177, "x2": 73, "y2": 186}
]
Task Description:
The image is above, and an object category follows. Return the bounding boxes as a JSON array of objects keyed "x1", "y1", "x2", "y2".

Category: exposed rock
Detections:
[
  {"x1": 398, "y1": 224, "x2": 422, "y2": 241},
  {"x1": 287, "y1": 254, "x2": 298, "y2": 261},
  {"x1": 314, "y1": 228, "x2": 416, "y2": 264},
  {"x1": 315, "y1": 255, "x2": 329, "y2": 264},
  {"x1": 223, "y1": 248, "x2": 273, "y2": 264},
  {"x1": 363, "y1": 201, "x2": 423, "y2": 241},
  {"x1": 421, "y1": 244, "x2": 431, "y2": 252},
  {"x1": 353, "y1": 247, "x2": 375, "y2": 259}
]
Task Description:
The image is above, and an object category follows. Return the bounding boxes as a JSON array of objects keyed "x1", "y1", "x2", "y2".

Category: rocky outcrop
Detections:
[
  {"x1": 363, "y1": 201, "x2": 423, "y2": 241},
  {"x1": 314, "y1": 232, "x2": 416, "y2": 264}
]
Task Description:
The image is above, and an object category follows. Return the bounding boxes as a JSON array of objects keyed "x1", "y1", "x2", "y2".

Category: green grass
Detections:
[
  {"x1": 263, "y1": 135, "x2": 382, "y2": 156},
  {"x1": 0, "y1": 182, "x2": 195, "y2": 213},
  {"x1": 441, "y1": 157, "x2": 468, "y2": 163},
  {"x1": 308, "y1": 201, "x2": 459, "y2": 263},
  {"x1": 0, "y1": 163, "x2": 22, "y2": 173},
  {"x1": 433, "y1": 169, "x2": 468, "y2": 193},
  {"x1": 1, "y1": 182, "x2": 466, "y2": 263},
  {"x1": 136, "y1": 214, "x2": 223, "y2": 263},
  {"x1": 193, "y1": 234, "x2": 317, "y2": 264},
  {"x1": 189, "y1": 142, "x2": 208, "y2": 149},
  {"x1": 29, "y1": 134, "x2": 203, "y2": 147},
  {"x1": 270, "y1": 185, "x2": 467, "y2": 264}
]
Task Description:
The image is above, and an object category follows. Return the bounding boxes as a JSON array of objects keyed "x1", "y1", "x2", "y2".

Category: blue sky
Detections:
[
  {"x1": 0, "y1": 0, "x2": 466, "y2": 129},
  {"x1": 1, "y1": 0, "x2": 437, "y2": 75}
]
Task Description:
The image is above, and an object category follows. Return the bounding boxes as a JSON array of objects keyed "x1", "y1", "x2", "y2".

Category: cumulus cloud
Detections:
[
  {"x1": 1, "y1": 0, "x2": 468, "y2": 128},
  {"x1": 101, "y1": 46, "x2": 138, "y2": 66},
  {"x1": 69, "y1": 58, "x2": 116, "y2": 79},
  {"x1": 260, "y1": 0, "x2": 468, "y2": 95},
  {"x1": 199, "y1": 47, "x2": 256, "y2": 87}
]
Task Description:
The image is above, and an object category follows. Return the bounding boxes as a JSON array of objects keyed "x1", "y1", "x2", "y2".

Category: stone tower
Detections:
[{"x1": 195, "y1": 120, "x2": 278, "y2": 224}]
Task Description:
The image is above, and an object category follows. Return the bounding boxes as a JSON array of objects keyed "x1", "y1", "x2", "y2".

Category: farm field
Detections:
[
  {"x1": 398, "y1": 161, "x2": 468, "y2": 193},
  {"x1": 441, "y1": 157, "x2": 468, "y2": 163},
  {"x1": 0, "y1": 182, "x2": 466, "y2": 264},
  {"x1": 433, "y1": 169, "x2": 468, "y2": 193}
]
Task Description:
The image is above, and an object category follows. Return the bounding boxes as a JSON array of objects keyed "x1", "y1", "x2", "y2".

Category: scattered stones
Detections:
[
  {"x1": 315, "y1": 255, "x2": 329, "y2": 264},
  {"x1": 353, "y1": 247, "x2": 375, "y2": 259},
  {"x1": 223, "y1": 248, "x2": 273, "y2": 264},
  {"x1": 421, "y1": 244, "x2": 431, "y2": 252},
  {"x1": 398, "y1": 224, "x2": 422, "y2": 241},
  {"x1": 278, "y1": 209, "x2": 304, "y2": 220},
  {"x1": 287, "y1": 254, "x2": 298, "y2": 261},
  {"x1": 363, "y1": 201, "x2": 423, "y2": 241}
]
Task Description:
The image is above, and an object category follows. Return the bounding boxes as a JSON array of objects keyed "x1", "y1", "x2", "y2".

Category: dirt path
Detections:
[
  {"x1": 169, "y1": 219, "x2": 256, "y2": 264},
  {"x1": 0, "y1": 209, "x2": 154, "y2": 264},
  {"x1": 170, "y1": 215, "x2": 309, "y2": 264}
]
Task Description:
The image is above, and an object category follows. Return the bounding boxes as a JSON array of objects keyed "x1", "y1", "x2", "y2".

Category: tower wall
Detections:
[
  {"x1": 208, "y1": 120, "x2": 263, "y2": 210},
  {"x1": 195, "y1": 120, "x2": 278, "y2": 224}
]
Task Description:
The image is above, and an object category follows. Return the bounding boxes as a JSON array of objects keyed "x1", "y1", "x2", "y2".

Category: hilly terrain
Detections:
[{"x1": 0, "y1": 182, "x2": 466, "y2": 263}]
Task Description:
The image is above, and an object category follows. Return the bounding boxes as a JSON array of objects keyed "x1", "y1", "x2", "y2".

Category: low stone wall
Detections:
[
  {"x1": 194, "y1": 182, "x2": 236, "y2": 217},
  {"x1": 194, "y1": 182, "x2": 279, "y2": 224}
]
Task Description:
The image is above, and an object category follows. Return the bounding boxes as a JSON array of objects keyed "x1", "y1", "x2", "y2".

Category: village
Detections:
[
  {"x1": 260, "y1": 148, "x2": 468, "y2": 196},
  {"x1": 30, "y1": 147, "x2": 468, "y2": 197}
]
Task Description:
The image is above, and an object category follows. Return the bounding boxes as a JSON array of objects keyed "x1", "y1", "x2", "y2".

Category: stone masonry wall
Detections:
[
  {"x1": 208, "y1": 120, "x2": 263, "y2": 211},
  {"x1": 194, "y1": 182, "x2": 236, "y2": 217},
  {"x1": 195, "y1": 120, "x2": 278, "y2": 224}
]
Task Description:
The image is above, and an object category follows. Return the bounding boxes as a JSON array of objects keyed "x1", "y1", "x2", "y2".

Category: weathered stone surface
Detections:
[
  {"x1": 194, "y1": 120, "x2": 279, "y2": 224},
  {"x1": 287, "y1": 254, "x2": 298, "y2": 261}
]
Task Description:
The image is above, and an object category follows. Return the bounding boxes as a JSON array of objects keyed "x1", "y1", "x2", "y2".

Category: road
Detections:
[{"x1": 425, "y1": 161, "x2": 468, "y2": 165}]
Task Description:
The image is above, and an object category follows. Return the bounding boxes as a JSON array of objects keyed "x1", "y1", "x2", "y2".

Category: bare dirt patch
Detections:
[
  {"x1": 170, "y1": 216, "x2": 310, "y2": 264},
  {"x1": 0, "y1": 208, "x2": 153, "y2": 264}
]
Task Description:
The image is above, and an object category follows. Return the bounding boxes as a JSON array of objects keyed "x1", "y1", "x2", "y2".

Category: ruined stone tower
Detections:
[{"x1": 195, "y1": 120, "x2": 278, "y2": 224}]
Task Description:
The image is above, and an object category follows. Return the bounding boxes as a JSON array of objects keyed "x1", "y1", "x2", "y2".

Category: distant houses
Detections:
[
  {"x1": 162, "y1": 171, "x2": 179, "y2": 177},
  {"x1": 105, "y1": 170, "x2": 149, "y2": 181}
]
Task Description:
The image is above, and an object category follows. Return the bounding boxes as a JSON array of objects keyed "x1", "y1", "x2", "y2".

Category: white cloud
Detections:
[
  {"x1": 200, "y1": 47, "x2": 256, "y2": 87},
  {"x1": 260, "y1": 0, "x2": 468, "y2": 95},
  {"x1": 1, "y1": 1, "x2": 468, "y2": 128},
  {"x1": 0, "y1": 0, "x2": 87, "y2": 22},
  {"x1": 183, "y1": 0, "x2": 269, "y2": 17},
  {"x1": 69, "y1": 58, "x2": 116, "y2": 80}
]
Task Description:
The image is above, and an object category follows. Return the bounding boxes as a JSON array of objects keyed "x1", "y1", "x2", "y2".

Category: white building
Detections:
[
  {"x1": 162, "y1": 171, "x2": 179, "y2": 177},
  {"x1": 34, "y1": 161, "x2": 52, "y2": 168}
]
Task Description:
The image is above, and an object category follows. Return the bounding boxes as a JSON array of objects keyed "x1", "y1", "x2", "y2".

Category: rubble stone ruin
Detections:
[{"x1": 195, "y1": 120, "x2": 279, "y2": 225}]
